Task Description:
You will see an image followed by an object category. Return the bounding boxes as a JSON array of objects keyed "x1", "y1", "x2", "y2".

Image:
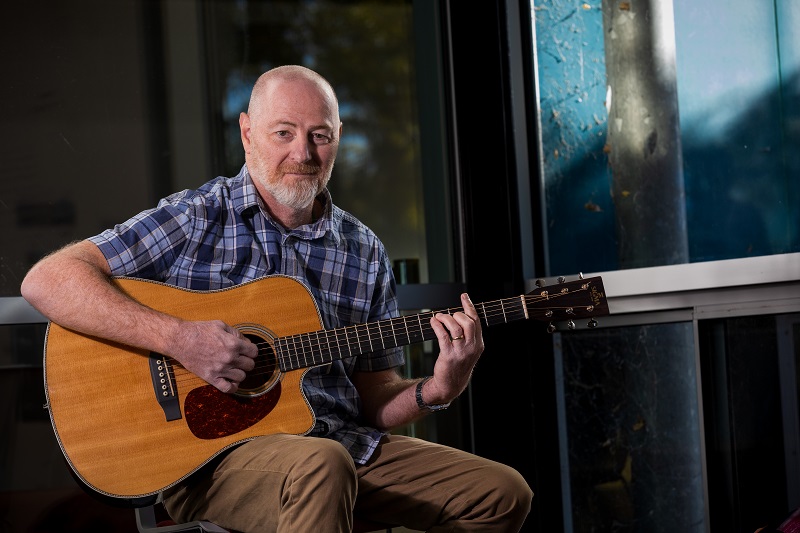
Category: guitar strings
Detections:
[{"x1": 167, "y1": 287, "x2": 594, "y2": 387}]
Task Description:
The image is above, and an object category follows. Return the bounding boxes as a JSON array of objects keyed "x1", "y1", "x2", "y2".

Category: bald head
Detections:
[{"x1": 247, "y1": 65, "x2": 340, "y2": 126}]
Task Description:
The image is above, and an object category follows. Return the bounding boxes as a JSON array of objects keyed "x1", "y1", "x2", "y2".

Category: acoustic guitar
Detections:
[{"x1": 43, "y1": 274, "x2": 608, "y2": 499}]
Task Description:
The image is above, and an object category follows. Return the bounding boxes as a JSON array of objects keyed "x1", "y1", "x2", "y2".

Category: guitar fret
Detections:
[
  {"x1": 366, "y1": 323, "x2": 375, "y2": 352},
  {"x1": 303, "y1": 333, "x2": 313, "y2": 367},
  {"x1": 520, "y1": 295, "x2": 529, "y2": 320},
  {"x1": 377, "y1": 322, "x2": 385, "y2": 350},
  {"x1": 344, "y1": 326, "x2": 353, "y2": 357},
  {"x1": 287, "y1": 335, "x2": 300, "y2": 367},
  {"x1": 286, "y1": 336, "x2": 299, "y2": 366},
  {"x1": 325, "y1": 330, "x2": 342, "y2": 361},
  {"x1": 356, "y1": 326, "x2": 369, "y2": 353},
  {"x1": 501, "y1": 299, "x2": 507, "y2": 323},
  {"x1": 273, "y1": 337, "x2": 286, "y2": 370},
  {"x1": 389, "y1": 319, "x2": 397, "y2": 348}
]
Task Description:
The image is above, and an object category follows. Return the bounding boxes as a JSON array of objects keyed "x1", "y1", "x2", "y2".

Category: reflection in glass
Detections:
[
  {"x1": 556, "y1": 323, "x2": 704, "y2": 532},
  {"x1": 2, "y1": 0, "x2": 432, "y2": 295},
  {"x1": 204, "y1": 0, "x2": 430, "y2": 279}
]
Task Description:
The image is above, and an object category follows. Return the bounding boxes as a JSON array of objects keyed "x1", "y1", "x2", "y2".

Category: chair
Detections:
[
  {"x1": 135, "y1": 497, "x2": 227, "y2": 533},
  {"x1": 134, "y1": 497, "x2": 393, "y2": 533}
]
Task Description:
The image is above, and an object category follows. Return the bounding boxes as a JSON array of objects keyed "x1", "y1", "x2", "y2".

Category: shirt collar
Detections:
[{"x1": 236, "y1": 164, "x2": 342, "y2": 244}]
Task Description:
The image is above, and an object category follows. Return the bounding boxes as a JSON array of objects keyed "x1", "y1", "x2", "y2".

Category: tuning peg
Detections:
[
  {"x1": 547, "y1": 322, "x2": 556, "y2": 333},
  {"x1": 557, "y1": 276, "x2": 566, "y2": 283},
  {"x1": 588, "y1": 318, "x2": 598, "y2": 328},
  {"x1": 567, "y1": 320, "x2": 576, "y2": 330},
  {"x1": 535, "y1": 279, "x2": 546, "y2": 288},
  {"x1": 579, "y1": 272, "x2": 584, "y2": 279}
]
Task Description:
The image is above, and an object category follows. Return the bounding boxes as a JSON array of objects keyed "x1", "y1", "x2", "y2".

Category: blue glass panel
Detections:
[
  {"x1": 674, "y1": 1, "x2": 800, "y2": 261},
  {"x1": 536, "y1": 0, "x2": 800, "y2": 273},
  {"x1": 534, "y1": 3, "x2": 618, "y2": 274}
]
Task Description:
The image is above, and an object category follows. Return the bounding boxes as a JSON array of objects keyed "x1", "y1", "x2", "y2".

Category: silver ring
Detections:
[{"x1": 450, "y1": 335, "x2": 465, "y2": 341}]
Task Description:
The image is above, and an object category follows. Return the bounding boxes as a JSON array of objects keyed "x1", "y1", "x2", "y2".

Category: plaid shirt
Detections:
[{"x1": 90, "y1": 165, "x2": 405, "y2": 464}]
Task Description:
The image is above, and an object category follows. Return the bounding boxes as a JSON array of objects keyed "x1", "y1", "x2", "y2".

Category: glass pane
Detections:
[
  {"x1": 674, "y1": 2, "x2": 799, "y2": 263},
  {"x1": 556, "y1": 323, "x2": 705, "y2": 532},
  {"x1": 533, "y1": 0, "x2": 800, "y2": 274},
  {"x1": 1, "y1": 0, "x2": 441, "y2": 295},
  {"x1": 203, "y1": 0, "x2": 433, "y2": 280},
  {"x1": 699, "y1": 314, "x2": 800, "y2": 532}
]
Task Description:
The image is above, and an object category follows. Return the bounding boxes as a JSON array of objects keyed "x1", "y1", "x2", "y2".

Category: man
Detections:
[{"x1": 21, "y1": 65, "x2": 532, "y2": 532}]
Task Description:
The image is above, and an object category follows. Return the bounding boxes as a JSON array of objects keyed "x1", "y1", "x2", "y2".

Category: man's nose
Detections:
[{"x1": 288, "y1": 136, "x2": 313, "y2": 162}]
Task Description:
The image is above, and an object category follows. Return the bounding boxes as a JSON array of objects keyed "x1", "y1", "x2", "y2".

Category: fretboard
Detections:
[
  {"x1": 274, "y1": 295, "x2": 530, "y2": 372},
  {"x1": 273, "y1": 275, "x2": 607, "y2": 372}
]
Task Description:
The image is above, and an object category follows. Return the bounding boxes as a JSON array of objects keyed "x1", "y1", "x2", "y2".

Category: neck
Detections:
[{"x1": 261, "y1": 194, "x2": 323, "y2": 230}]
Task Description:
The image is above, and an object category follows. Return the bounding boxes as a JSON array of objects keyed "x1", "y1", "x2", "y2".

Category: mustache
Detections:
[{"x1": 279, "y1": 162, "x2": 322, "y2": 175}]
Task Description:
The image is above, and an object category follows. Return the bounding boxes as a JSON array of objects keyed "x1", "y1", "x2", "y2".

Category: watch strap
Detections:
[{"x1": 415, "y1": 376, "x2": 451, "y2": 412}]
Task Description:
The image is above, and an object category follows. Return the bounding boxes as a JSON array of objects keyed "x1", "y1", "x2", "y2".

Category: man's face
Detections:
[{"x1": 242, "y1": 78, "x2": 341, "y2": 211}]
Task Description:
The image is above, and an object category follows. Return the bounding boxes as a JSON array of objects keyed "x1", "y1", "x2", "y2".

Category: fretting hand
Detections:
[{"x1": 426, "y1": 293, "x2": 485, "y2": 404}]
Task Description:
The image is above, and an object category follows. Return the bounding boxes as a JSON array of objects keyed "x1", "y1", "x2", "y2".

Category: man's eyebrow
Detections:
[{"x1": 270, "y1": 120, "x2": 334, "y2": 131}]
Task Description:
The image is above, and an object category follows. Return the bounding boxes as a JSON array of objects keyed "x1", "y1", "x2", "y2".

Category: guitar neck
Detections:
[
  {"x1": 275, "y1": 297, "x2": 522, "y2": 372},
  {"x1": 275, "y1": 276, "x2": 607, "y2": 371}
]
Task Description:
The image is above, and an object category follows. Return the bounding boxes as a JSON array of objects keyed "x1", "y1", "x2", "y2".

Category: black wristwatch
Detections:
[{"x1": 415, "y1": 376, "x2": 451, "y2": 412}]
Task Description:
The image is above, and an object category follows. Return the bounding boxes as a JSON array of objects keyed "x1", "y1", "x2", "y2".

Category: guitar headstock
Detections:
[{"x1": 526, "y1": 275, "x2": 609, "y2": 332}]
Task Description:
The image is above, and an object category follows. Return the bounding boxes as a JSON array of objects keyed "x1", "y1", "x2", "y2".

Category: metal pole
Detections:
[{"x1": 602, "y1": 0, "x2": 689, "y2": 268}]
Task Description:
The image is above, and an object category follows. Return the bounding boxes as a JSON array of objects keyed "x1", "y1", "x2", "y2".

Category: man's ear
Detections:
[{"x1": 239, "y1": 112, "x2": 251, "y2": 152}]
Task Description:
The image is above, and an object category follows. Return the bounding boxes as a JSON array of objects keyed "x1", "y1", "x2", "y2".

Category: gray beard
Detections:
[{"x1": 265, "y1": 176, "x2": 325, "y2": 211}]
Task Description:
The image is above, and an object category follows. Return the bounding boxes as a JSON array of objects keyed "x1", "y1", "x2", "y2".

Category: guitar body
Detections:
[{"x1": 44, "y1": 276, "x2": 320, "y2": 499}]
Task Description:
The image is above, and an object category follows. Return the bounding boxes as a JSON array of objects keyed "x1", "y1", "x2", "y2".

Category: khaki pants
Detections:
[{"x1": 163, "y1": 434, "x2": 532, "y2": 532}]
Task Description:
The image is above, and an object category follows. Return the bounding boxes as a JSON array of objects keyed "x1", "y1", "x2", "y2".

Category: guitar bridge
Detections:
[{"x1": 149, "y1": 353, "x2": 182, "y2": 421}]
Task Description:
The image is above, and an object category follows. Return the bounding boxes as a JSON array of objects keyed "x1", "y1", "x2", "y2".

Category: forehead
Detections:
[{"x1": 261, "y1": 78, "x2": 339, "y2": 129}]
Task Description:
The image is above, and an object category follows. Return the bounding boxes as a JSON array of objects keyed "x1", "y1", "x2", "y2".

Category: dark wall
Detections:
[{"x1": 443, "y1": 2, "x2": 563, "y2": 531}]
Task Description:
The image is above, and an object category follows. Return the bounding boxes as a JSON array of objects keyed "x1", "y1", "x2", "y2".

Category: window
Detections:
[
  {"x1": 533, "y1": 0, "x2": 799, "y2": 274},
  {"x1": 531, "y1": 1, "x2": 800, "y2": 530}
]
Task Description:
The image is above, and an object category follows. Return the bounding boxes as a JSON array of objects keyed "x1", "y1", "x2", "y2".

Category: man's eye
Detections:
[{"x1": 312, "y1": 133, "x2": 331, "y2": 144}]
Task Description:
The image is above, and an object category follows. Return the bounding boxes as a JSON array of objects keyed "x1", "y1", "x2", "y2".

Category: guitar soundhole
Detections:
[{"x1": 236, "y1": 324, "x2": 280, "y2": 397}]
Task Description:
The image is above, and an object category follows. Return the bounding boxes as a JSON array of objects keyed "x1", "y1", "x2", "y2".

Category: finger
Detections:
[
  {"x1": 432, "y1": 313, "x2": 468, "y2": 344},
  {"x1": 430, "y1": 314, "x2": 457, "y2": 345},
  {"x1": 237, "y1": 354, "x2": 256, "y2": 372},
  {"x1": 213, "y1": 376, "x2": 236, "y2": 394},
  {"x1": 461, "y1": 293, "x2": 480, "y2": 322},
  {"x1": 225, "y1": 367, "x2": 247, "y2": 384},
  {"x1": 238, "y1": 337, "x2": 259, "y2": 359}
]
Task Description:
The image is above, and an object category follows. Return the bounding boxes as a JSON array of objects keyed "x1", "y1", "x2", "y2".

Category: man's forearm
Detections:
[{"x1": 21, "y1": 240, "x2": 181, "y2": 356}]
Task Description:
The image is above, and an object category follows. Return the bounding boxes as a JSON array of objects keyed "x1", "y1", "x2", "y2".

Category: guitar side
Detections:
[{"x1": 44, "y1": 276, "x2": 320, "y2": 499}]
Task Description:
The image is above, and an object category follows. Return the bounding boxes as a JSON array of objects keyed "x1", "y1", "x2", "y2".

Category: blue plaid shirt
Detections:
[{"x1": 89, "y1": 165, "x2": 405, "y2": 464}]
